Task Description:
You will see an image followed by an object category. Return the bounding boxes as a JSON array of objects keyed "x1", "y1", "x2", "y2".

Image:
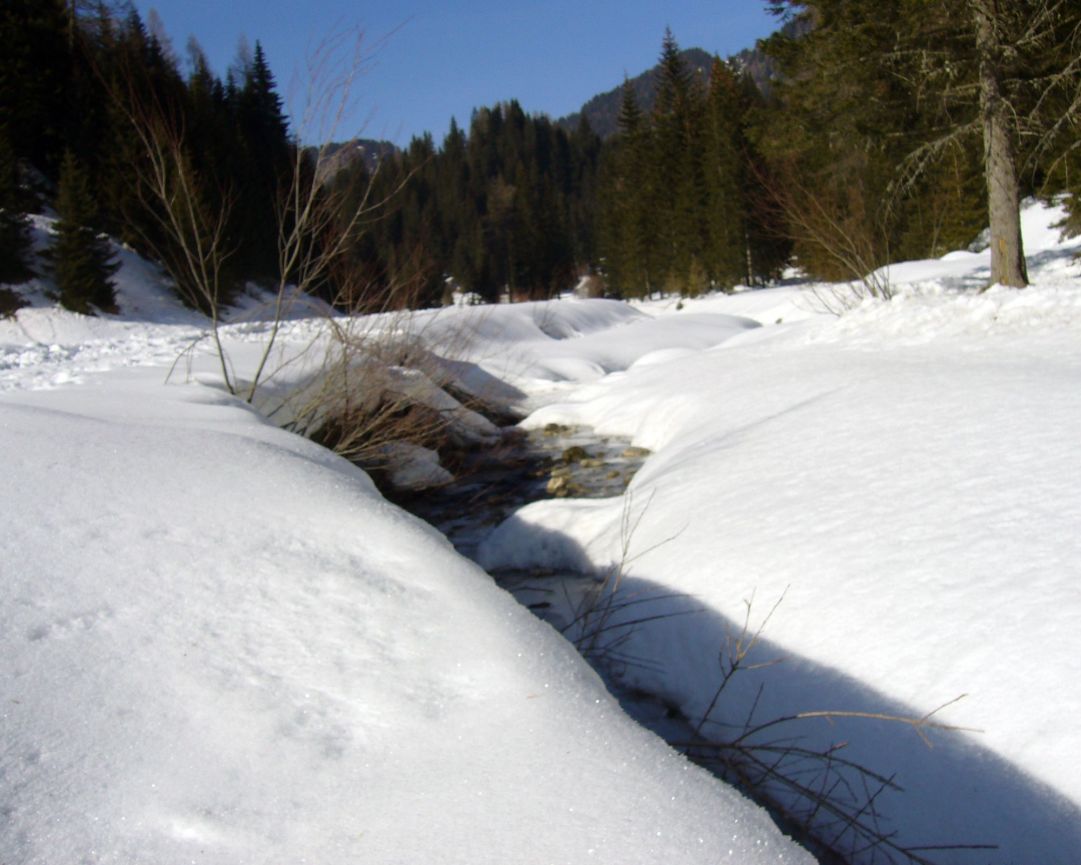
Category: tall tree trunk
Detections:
[{"x1": 972, "y1": 0, "x2": 1028, "y2": 287}]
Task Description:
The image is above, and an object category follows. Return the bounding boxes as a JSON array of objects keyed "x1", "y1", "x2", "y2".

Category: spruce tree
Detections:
[
  {"x1": 765, "y1": 0, "x2": 1081, "y2": 286},
  {"x1": 0, "y1": 0, "x2": 71, "y2": 178},
  {"x1": 703, "y1": 58, "x2": 748, "y2": 289},
  {"x1": 652, "y1": 30, "x2": 708, "y2": 295},
  {"x1": 601, "y1": 78, "x2": 659, "y2": 298},
  {"x1": 0, "y1": 128, "x2": 34, "y2": 286},
  {"x1": 1030, "y1": 3, "x2": 1081, "y2": 240},
  {"x1": 232, "y1": 40, "x2": 291, "y2": 281},
  {"x1": 49, "y1": 151, "x2": 118, "y2": 314},
  {"x1": 756, "y1": 1, "x2": 914, "y2": 280},
  {"x1": 568, "y1": 115, "x2": 601, "y2": 266}
]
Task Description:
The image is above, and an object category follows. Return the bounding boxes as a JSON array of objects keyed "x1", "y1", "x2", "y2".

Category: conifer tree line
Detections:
[
  {"x1": 3, "y1": 1, "x2": 1080, "y2": 316},
  {"x1": 332, "y1": 103, "x2": 602, "y2": 307},
  {"x1": 756, "y1": 0, "x2": 1081, "y2": 287},
  {"x1": 0, "y1": 0, "x2": 292, "y2": 313},
  {"x1": 331, "y1": 31, "x2": 790, "y2": 305},
  {"x1": 596, "y1": 30, "x2": 790, "y2": 298},
  {"x1": 336, "y1": 4, "x2": 1080, "y2": 302}
]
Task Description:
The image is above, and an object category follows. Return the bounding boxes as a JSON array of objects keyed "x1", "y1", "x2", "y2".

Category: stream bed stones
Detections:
[{"x1": 396, "y1": 424, "x2": 650, "y2": 559}]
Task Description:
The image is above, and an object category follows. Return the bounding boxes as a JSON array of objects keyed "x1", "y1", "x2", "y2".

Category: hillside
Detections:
[
  {"x1": 312, "y1": 138, "x2": 399, "y2": 181},
  {"x1": 557, "y1": 17, "x2": 810, "y2": 139},
  {"x1": 558, "y1": 47, "x2": 715, "y2": 139},
  {"x1": 0, "y1": 217, "x2": 812, "y2": 864},
  {"x1": 555, "y1": 43, "x2": 776, "y2": 139}
]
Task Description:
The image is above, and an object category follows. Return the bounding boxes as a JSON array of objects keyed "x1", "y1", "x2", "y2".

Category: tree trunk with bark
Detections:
[{"x1": 972, "y1": 0, "x2": 1029, "y2": 287}]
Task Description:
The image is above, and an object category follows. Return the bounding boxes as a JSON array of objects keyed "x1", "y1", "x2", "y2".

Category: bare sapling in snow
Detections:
[
  {"x1": 111, "y1": 27, "x2": 491, "y2": 481},
  {"x1": 109, "y1": 63, "x2": 239, "y2": 392},
  {"x1": 758, "y1": 162, "x2": 894, "y2": 310},
  {"x1": 111, "y1": 29, "x2": 404, "y2": 394},
  {"x1": 243, "y1": 27, "x2": 404, "y2": 404}
]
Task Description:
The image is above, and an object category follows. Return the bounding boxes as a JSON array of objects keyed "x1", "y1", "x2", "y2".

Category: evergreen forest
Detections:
[{"x1": 2, "y1": 0, "x2": 1080, "y2": 314}]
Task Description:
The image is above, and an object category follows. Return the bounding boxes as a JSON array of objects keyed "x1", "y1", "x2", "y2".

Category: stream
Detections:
[
  {"x1": 391, "y1": 423, "x2": 848, "y2": 863},
  {"x1": 399, "y1": 423, "x2": 645, "y2": 555},
  {"x1": 394, "y1": 423, "x2": 702, "y2": 743}
]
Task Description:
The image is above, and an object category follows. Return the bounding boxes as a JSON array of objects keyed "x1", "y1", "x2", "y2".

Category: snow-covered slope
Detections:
[
  {"x1": 478, "y1": 202, "x2": 1081, "y2": 863},
  {"x1": 5, "y1": 200, "x2": 1081, "y2": 864},
  {"x1": 1, "y1": 226, "x2": 810, "y2": 862}
]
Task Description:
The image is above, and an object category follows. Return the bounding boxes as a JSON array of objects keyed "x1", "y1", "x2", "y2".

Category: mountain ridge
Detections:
[
  {"x1": 555, "y1": 40, "x2": 780, "y2": 139},
  {"x1": 323, "y1": 26, "x2": 791, "y2": 166}
]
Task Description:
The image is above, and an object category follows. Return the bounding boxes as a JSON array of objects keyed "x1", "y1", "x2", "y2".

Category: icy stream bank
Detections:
[
  {"x1": 396, "y1": 424, "x2": 650, "y2": 560},
  {"x1": 395, "y1": 425, "x2": 842, "y2": 861}
]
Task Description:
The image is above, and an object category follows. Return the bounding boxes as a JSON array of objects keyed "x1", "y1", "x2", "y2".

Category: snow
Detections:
[
  {"x1": 5, "y1": 200, "x2": 1081, "y2": 863},
  {"x1": 1, "y1": 225, "x2": 810, "y2": 863},
  {"x1": 378, "y1": 440, "x2": 455, "y2": 490},
  {"x1": 477, "y1": 201, "x2": 1081, "y2": 862},
  {"x1": 423, "y1": 299, "x2": 760, "y2": 408}
]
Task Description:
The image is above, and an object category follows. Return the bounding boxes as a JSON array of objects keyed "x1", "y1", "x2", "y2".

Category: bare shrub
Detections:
[
  {"x1": 562, "y1": 492, "x2": 694, "y2": 671},
  {"x1": 108, "y1": 68, "x2": 239, "y2": 391},
  {"x1": 758, "y1": 161, "x2": 894, "y2": 311},
  {"x1": 108, "y1": 26, "x2": 493, "y2": 482},
  {"x1": 278, "y1": 328, "x2": 485, "y2": 470},
  {"x1": 675, "y1": 593, "x2": 992, "y2": 865},
  {"x1": 110, "y1": 27, "x2": 415, "y2": 402}
]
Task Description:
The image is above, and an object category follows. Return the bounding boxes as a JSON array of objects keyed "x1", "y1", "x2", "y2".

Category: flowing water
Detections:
[
  {"x1": 393, "y1": 424, "x2": 700, "y2": 739},
  {"x1": 398, "y1": 423, "x2": 648, "y2": 560},
  {"x1": 393, "y1": 424, "x2": 841, "y2": 863}
]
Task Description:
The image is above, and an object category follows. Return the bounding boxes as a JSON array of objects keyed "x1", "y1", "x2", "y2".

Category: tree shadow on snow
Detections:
[{"x1": 490, "y1": 523, "x2": 1081, "y2": 865}]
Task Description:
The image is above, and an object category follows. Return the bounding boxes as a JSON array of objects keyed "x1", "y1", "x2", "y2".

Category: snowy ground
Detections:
[
  {"x1": 1, "y1": 224, "x2": 809, "y2": 863},
  {"x1": 477, "y1": 202, "x2": 1081, "y2": 863},
  {"x1": 3, "y1": 201, "x2": 1080, "y2": 863}
]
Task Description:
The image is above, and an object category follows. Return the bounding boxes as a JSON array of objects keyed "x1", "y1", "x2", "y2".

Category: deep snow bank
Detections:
[
  {"x1": 478, "y1": 202, "x2": 1081, "y2": 863},
  {"x1": 420, "y1": 299, "x2": 760, "y2": 404},
  {"x1": 0, "y1": 370, "x2": 810, "y2": 864}
]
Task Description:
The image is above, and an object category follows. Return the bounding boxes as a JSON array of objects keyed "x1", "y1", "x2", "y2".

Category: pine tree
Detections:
[
  {"x1": 59, "y1": 7, "x2": 114, "y2": 217},
  {"x1": 49, "y1": 151, "x2": 118, "y2": 314},
  {"x1": 231, "y1": 40, "x2": 291, "y2": 281},
  {"x1": 0, "y1": 0, "x2": 72, "y2": 178},
  {"x1": 568, "y1": 115, "x2": 601, "y2": 266},
  {"x1": 734, "y1": 71, "x2": 792, "y2": 283},
  {"x1": 599, "y1": 80, "x2": 656, "y2": 297},
  {"x1": 765, "y1": 0, "x2": 1081, "y2": 286},
  {"x1": 756, "y1": 1, "x2": 915, "y2": 280},
  {"x1": 102, "y1": 8, "x2": 190, "y2": 261},
  {"x1": 703, "y1": 58, "x2": 748, "y2": 289},
  {"x1": 0, "y1": 128, "x2": 34, "y2": 286},
  {"x1": 653, "y1": 29, "x2": 705, "y2": 293},
  {"x1": 1034, "y1": 4, "x2": 1081, "y2": 237}
]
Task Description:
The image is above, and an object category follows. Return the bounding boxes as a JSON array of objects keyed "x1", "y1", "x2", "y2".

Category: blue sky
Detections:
[{"x1": 130, "y1": 1, "x2": 781, "y2": 146}]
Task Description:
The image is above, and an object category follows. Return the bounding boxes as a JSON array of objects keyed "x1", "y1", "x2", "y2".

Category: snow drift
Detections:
[{"x1": 1, "y1": 221, "x2": 809, "y2": 863}]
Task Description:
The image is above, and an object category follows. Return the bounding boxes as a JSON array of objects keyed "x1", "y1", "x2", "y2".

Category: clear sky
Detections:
[{"x1": 130, "y1": 1, "x2": 781, "y2": 146}]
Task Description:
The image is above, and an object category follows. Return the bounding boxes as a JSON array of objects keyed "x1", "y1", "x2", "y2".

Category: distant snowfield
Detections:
[{"x1": 2, "y1": 201, "x2": 1080, "y2": 863}]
